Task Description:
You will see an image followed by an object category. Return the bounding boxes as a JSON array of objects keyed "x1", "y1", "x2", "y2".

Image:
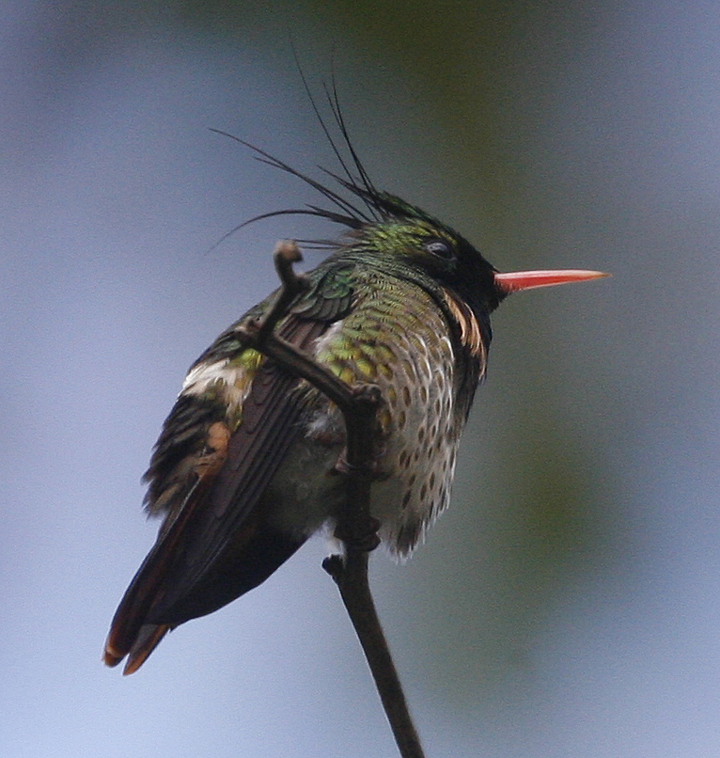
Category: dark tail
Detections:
[{"x1": 105, "y1": 622, "x2": 171, "y2": 675}]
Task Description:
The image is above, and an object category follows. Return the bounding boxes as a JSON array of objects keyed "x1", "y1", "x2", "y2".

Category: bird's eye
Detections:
[{"x1": 424, "y1": 238, "x2": 454, "y2": 260}]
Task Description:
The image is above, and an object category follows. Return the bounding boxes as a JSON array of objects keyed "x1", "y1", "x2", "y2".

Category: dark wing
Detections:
[{"x1": 104, "y1": 264, "x2": 354, "y2": 674}]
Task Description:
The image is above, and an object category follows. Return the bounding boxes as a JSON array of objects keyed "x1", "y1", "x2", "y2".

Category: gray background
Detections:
[{"x1": 3, "y1": 2, "x2": 719, "y2": 756}]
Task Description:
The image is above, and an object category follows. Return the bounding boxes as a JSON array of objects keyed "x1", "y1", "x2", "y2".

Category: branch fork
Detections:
[{"x1": 239, "y1": 240, "x2": 425, "y2": 758}]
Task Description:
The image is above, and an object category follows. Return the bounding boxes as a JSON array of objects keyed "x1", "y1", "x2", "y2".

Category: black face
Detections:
[{"x1": 346, "y1": 204, "x2": 504, "y2": 315}]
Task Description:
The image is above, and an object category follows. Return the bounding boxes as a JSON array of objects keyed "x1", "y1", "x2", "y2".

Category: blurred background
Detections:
[{"x1": 2, "y1": 1, "x2": 720, "y2": 756}]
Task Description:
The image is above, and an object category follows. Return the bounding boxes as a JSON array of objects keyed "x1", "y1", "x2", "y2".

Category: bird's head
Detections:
[{"x1": 210, "y1": 99, "x2": 606, "y2": 311}]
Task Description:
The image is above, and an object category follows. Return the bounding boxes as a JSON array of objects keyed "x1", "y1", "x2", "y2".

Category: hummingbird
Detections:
[{"x1": 103, "y1": 106, "x2": 606, "y2": 675}]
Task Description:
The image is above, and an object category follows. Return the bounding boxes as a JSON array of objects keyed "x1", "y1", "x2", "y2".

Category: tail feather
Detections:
[
  {"x1": 102, "y1": 477, "x2": 212, "y2": 673},
  {"x1": 123, "y1": 624, "x2": 171, "y2": 675},
  {"x1": 103, "y1": 622, "x2": 170, "y2": 674},
  {"x1": 101, "y1": 541, "x2": 176, "y2": 673}
]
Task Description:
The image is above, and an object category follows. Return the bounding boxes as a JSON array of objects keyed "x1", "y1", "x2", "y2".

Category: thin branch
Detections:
[
  {"x1": 323, "y1": 551, "x2": 424, "y2": 758},
  {"x1": 239, "y1": 240, "x2": 426, "y2": 758},
  {"x1": 255, "y1": 240, "x2": 309, "y2": 343}
]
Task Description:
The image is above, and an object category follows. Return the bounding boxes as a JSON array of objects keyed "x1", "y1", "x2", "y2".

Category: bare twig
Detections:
[
  {"x1": 323, "y1": 550, "x2": 424, "y2": 758},
  {"x1": 255, "y1": 241, "x2": 309, "y2": 343},
  {"x1": 240, "y1": 240, "x2": 425, "y2": 758}
]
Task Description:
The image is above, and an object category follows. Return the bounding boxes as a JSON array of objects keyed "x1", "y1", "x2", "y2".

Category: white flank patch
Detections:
[
  {"x1": 181, "y1": 359, "x2": 250, "y2": 412},
  {"x1": 183, "y1": 359, "x2": 234, "y2": 392}
]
